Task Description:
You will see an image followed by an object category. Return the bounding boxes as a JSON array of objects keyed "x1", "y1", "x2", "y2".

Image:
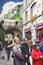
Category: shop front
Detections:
[
  {"x1": 36, "y1": 24, "x2": 43, "y2": 42},
  {"x1": 24, "y1": 28, "x2": 31, "y2": 40}
]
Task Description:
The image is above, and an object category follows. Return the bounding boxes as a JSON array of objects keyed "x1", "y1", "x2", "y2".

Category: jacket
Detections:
[
  {"x1": 21, "y1": 43, "x2": 30, "y2": 61},
  {"x1": 31, "y1": 48, "x2": 42, "y2": 65},
  {"x1": 12, "y1": 44, "x2": 24, "y2": 65}
]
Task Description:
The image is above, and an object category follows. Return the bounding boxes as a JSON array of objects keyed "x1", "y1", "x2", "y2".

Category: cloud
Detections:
[
  {"x1": 1, "y1": 1, "x2": 23, "y2": 17},
  {"x1": 2, "y1": 2, "x2": 15, "y2": 10},
  {"x1": 2, "y1": 1, "x2": 15, "y2": 14}
]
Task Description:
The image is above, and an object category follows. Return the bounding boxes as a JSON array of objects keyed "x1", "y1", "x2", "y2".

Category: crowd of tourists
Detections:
[{"x1": 0, "y1": 36, "x2": 43, "y2": 65}]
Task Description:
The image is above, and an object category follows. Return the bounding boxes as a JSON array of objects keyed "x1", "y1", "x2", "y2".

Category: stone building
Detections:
[
  {"x1": 2, "y1": 4, "x2": 23, "y2": 40},
  {"x1": 23, "y1": 0, "x2": 43, "y2": 43}
]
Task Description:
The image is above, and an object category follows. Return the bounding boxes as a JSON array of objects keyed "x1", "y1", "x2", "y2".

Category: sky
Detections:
[{"x1": 0, "y1": 0, "x2": 23, "y2": 13}]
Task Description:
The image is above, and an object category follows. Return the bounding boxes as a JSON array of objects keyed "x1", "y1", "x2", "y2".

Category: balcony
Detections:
[{"x1": 3, "y1": 21, "x2": 23, "y2": 32}]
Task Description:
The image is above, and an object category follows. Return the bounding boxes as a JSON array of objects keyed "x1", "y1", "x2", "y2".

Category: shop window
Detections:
[
  {"x1": 42, "y1": 33, "x2": 43, "y2": 38},
  {"x1": 25, "y1": 32, "x2": 31, "y2": 40}
]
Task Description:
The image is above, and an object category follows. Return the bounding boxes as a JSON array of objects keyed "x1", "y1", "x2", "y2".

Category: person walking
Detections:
[
  {"x1": 21, "y1": 38, "x2": 31, "y2": 65},
  {"x1": 0, "y1": 41, "x2": 2, "y2": 58},
  {"x1": 31, "y1": 41, "x2": 42, "y2": 65},
  {"x1": 5, "y1": 40, "x2": 12, "y2": 61}
]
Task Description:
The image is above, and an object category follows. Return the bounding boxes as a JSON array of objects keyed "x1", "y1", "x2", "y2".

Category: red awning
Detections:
[
  {"x1": 24, "y1": 28, "x2": 31, "y2": 32},
  {"x1": 36, "y1": 24, "x2": 43, "y2": 30}
]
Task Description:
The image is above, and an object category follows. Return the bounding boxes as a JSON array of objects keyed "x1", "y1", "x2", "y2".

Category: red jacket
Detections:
[{"x1": 31, "y1": 48, "x2": 42, "y2": 65}]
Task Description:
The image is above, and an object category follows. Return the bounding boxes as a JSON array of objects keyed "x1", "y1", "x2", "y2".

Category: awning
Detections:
[
  {"x1": 36, "y1": 24, "x2": 43, "y2": 30},
  {"x1": 24, "y1": 28, "x2": 31, "y2": 32}
]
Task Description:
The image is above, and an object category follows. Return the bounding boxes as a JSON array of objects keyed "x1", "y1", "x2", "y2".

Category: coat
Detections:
[
  {"x1": 12, "y1": 44, "x2": 24, "y2": 65},
  {"x1": 21, "y1": 44, "x2": 30, "y2": 57},
  {"x1": 21, "y1": 43, "x2": 31, "y2": 65},
  {"x1": 31, "y1": 48, "x2": 42, "y2": 65}
]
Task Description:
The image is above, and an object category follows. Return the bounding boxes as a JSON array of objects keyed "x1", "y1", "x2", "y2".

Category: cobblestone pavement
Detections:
[
  {"x1": 0, "y1": 48, "x2": 13, "y2": 65},
  {"x1": 0, "y1": 59, "x2": 13, "y2": 65}
]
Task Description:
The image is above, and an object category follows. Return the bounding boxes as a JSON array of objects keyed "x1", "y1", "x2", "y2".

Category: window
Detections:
[
  {"x1": 42, "y1": 29, "x2": 43, "y2": 38},
  {"x1": 25, "y1": 31, "x2": 31, "y2": 40},
  {"x1": 42, "y1": 33, "x2": 43, "y2": 38},
  {"x1": 25, "y1": 11, "x2": 28, "y2": 22},
  {"x1": 15, "y1": 21, "x2": 18, "y2": 25},
  {"x1": 31, "y1": 3, "x2": 36, "y2": 16}
]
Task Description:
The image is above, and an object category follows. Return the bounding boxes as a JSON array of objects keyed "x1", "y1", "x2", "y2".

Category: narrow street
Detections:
[
  {"x1": 0, "y1": 58, "x2": 13, "y2": 65},
  {"x1": 0, "y1": 0, "x2": 43, "y2": 65}
]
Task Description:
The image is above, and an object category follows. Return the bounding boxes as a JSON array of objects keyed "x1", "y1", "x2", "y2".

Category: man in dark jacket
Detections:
[{"x1": 21, "y1": 38, "x2": 31, "y2": 65}]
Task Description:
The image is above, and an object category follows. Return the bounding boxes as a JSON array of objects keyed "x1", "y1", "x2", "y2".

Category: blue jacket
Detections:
[{"x1": 40, "y1": 45, "x2": 43, "y2": 56}]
